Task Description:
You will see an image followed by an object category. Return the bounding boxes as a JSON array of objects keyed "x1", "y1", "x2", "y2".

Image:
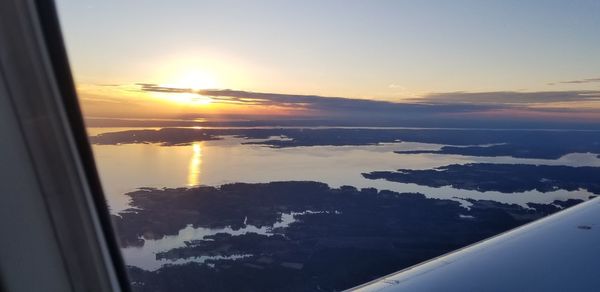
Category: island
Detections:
[
  {"x1": 113, "y1": 181, "x2": 580, "y2": 291},
  {"x1": 91, "y1": 127, "x2": 600, "y2": 159},
  {"x1": 362, "y1": 163, "x2": 600, "y2": 194}
]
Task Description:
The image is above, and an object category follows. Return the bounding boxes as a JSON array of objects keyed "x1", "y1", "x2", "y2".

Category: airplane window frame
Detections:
[
  {"x1": 0, "y1": 0, "x2": 131, "y2": 291},
  {"x1": 34, "y1": 0, "x2": 132, "y2": 290}
]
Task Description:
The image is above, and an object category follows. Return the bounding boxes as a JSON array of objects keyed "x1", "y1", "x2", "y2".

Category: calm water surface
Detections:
[
  {"x1": 89, "y1": 128, "x2": 599, "y2": 213},
  {"x1": 89, "y1": 128, "x2": 599, "y2": 270}
]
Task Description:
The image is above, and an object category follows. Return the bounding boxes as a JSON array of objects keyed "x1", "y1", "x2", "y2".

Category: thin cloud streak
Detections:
[
  {"x1": 548, "y1": 77, "x2": 600, "y2": 85},
  {"x1": 419, "y1": 91, "x2": 600, "y2": 104}
]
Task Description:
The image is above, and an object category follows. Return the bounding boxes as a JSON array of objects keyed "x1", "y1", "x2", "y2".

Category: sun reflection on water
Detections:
[{"x1": 187, "y1": 143, "x2": 203, "y2": 186}]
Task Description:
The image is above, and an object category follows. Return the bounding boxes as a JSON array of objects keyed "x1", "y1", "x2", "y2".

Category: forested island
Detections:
[
  {"x1": 363, "y1": 163, "x2": 600, "y2": 194},
  {"x1": 114, "y1": 181, "x2": 579, "y2": 291}
]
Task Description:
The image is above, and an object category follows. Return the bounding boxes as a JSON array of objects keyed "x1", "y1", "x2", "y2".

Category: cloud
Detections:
[
  {"x1": 548, "y1": 77, "x2": 600, "y2": 85},
  {"x1": 139, "y1": 84, "x2": 600, "y2": 107},
  {"x1": 137, "y1": 83, "x2": 191, "y2": 93},
  {"x1": 132, "y1": 83, "x2": 600, "y2": 123},
  {"x1": 137, "y1": 83, "x2": 502, "y2": 117},
  {"x1": 419, "y1": 91, "x2": 600, "y2": 104}
]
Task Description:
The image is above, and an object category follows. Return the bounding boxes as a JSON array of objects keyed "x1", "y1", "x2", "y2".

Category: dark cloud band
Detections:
[{"x1": 135, "y1": 83, "x2": 600, "y2": 122}]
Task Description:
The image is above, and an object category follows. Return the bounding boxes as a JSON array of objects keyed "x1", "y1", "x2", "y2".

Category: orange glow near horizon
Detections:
[
  {"x1": 74, "y1": 83, "x2": 310, "y2": 121},
  {"x1": 76, "y1": 80, "x2": 600, "y2": 122},
  {"x1": 74, "y1": 65, "x2": 313, "y2": 119},
  {"x1": 150, "y1": 91, "x2": 214, "y2": 106}
]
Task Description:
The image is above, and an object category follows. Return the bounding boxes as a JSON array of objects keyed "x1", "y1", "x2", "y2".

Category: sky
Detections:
[{"x1": 55, "y1": 0, "x2": 600, "y2": 124}]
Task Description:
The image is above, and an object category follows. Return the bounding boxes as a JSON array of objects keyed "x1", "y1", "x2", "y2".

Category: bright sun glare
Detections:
[
  {"x1": 156, "y1": 69, "x2": 220, "y2": 105},
  {"x1": 170, "y1": 70, "x2": 219, "y2": 90}
]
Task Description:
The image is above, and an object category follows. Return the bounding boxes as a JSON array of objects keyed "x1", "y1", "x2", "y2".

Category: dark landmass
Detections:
[
  {"x1": 394, "y1": 142, "x2": 600, "y2": 159},
  {"x1": 91, "y1": 128, "x2": 224, "y2": 146},
  {"x1": 86, "y1": 117, "x2": 600, "y2": 130},
  {"x1": 90, "y1": 127, "x2": 600, "y2": 159},
  {"x1": 113, "y1": 181, "x2": 578, "y2": 292},
  {"x1": 363, "y1": 163, "x2": 600, "y2": 194}
]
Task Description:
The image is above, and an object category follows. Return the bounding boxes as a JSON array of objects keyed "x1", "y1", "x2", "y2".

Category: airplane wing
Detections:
[{"x1": 351, "y1": 196, "x2": 600, "y2": 291}]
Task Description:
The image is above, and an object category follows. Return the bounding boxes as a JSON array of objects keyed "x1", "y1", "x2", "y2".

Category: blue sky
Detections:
[{"x1": 56, "y1": 0, "x2": 600, "y2": 121}]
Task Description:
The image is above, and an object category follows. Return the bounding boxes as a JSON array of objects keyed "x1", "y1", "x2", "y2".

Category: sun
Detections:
[
  {"x1": 168, "y1": 69, "x2": 220, "y2": 91},
  {"x1": 154, "y1": 69, "x2": 221, "y2": 105}
]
